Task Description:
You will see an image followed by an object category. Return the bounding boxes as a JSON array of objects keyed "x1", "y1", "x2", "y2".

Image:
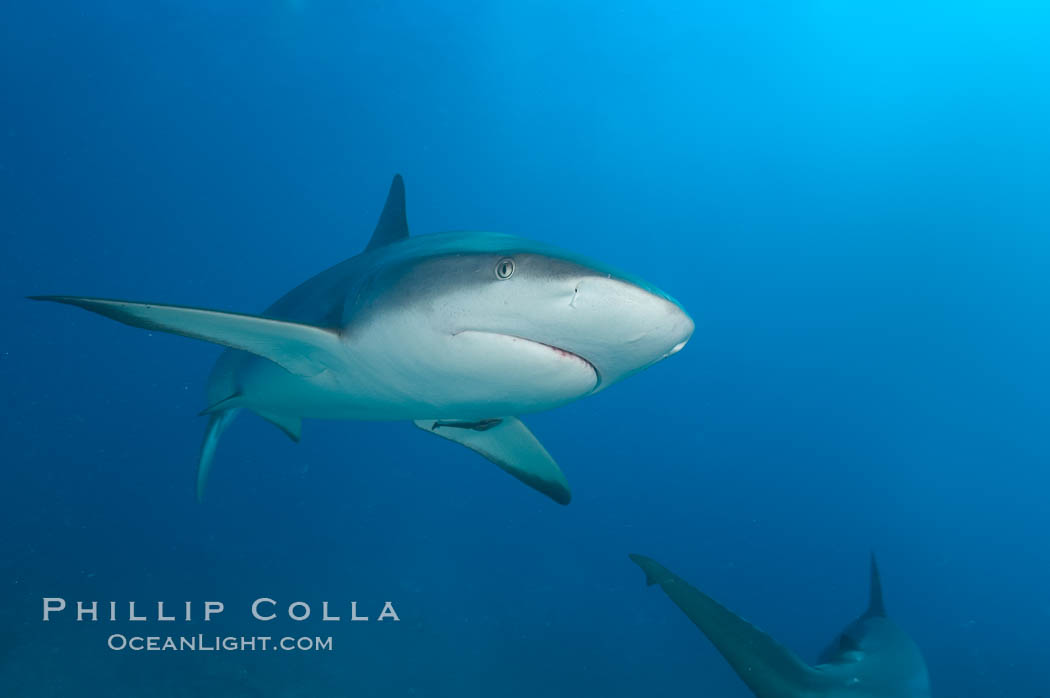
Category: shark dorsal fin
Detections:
[
  {"x1": 365, "y1": 174, "x2": 409, "y2": 252},
  {"x1": 865, "y1": 553, "x2": 887, "y2": 618}
]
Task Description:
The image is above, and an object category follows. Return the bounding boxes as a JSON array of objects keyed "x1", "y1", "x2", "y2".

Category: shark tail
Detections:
[
  {"x1": 629, "y1": 554, "x2": 832, "y2": 698},
  {"x1": 195, "y1": 400, "x2": 300, "y2": 500},
  {"x1": 197, "y1": 408, "x2": 240, "y2": 502}
]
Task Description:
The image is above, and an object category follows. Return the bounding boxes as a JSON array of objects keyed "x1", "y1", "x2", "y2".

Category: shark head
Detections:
[
  {"x1": 349, "y1": 232, "x2": 694, "y2": 396},
  {"x1": 812, "y1": 555, "x2": 932, "y2": 697}
]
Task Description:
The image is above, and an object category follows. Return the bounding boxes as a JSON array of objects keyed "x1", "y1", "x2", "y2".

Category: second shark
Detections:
[{"x1": 630, "y1": 554, "x2": 931, "y2": 698}]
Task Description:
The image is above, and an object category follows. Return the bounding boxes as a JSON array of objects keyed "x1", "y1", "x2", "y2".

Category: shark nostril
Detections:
[{"x1": 569, "y1": 285, "x2": 580, "y2": 308}]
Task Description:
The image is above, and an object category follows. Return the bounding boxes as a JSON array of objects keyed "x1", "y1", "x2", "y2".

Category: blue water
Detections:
[{"x1": 2, "y1": 2, "x2": 1048, "y2": 696}]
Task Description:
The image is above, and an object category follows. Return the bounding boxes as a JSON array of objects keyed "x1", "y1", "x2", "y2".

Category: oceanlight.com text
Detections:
[{"x1": 107, "y1": 634, "x2": 334, "y2": 652}]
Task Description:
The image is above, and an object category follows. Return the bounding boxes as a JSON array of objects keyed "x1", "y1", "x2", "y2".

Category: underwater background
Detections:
[{"x1": 2, "y1": 1, "x2": 1048, "y2": 696}]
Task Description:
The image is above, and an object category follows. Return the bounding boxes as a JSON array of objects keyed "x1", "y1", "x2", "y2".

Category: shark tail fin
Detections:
[
  {"x1": 197, "y1": 408, "x2": 240, "y2": 502},
  {"x1": 629, "y1": 554, "x2": 831, "y2": 698},
  {"x1": 865, "y1": 552, "x2": 887, "y2": 618},
  {"x1": 28, "y1": 296, "x2": 343, "y2": 378}
]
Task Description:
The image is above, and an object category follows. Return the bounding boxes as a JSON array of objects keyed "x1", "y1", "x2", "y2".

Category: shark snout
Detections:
[
  {"x1": 666, "y1": 306, "x2": 694, "y2": 356},
  {"x1": 577, "y1": 276, "x2": 692, "y2": 343},
  {"x1": 666, "y1": 335, "x2": 691, "y2": 358},
  {"x1": 565, "y1": 275, "x2": 693, "y2": 384},
  {"x1": 664, "y1": 304, "x2": 694, "y2": 356}
]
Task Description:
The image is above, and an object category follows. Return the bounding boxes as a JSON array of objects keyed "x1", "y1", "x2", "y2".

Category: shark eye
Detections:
[{"x1": 494, "y1": 258, "x2": 515, "y2": 280}]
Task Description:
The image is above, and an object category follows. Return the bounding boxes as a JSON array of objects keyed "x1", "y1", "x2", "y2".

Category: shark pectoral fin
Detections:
[
  {"x1": 414, "y1": 417, "x2": 571, "y2": 505},
  {"x1": 629, "y1": 554, "x2": 831, "y2": 698},
  {"x1": 253, "y1": 410, "x2": 302, "y2": 443},
  {"x1": 197, "y1": 408, "x2": 240, "y2": 502},
  {"x1": 630, "y1": 554, "x2": 677, "y2": 587},
  {"x1": 29, "y1": 296, "x2": 342, "y2": 377}
]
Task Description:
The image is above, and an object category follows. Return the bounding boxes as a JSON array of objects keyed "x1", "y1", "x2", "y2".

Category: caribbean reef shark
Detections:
[
  {"x1": 31, "y1": 176, "x2": 693, "y2": 504},
  {"x1": 630, "y1": 554, "x2": 931, "y2": 698}
]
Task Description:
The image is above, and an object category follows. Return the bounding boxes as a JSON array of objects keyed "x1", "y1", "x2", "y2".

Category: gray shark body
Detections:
[
  {"x1": 630, "y1": 554, "x2": 931, "y2": 698},
  {"x1": 32, "y1": 176, "x2": 693, "y2": 504}
]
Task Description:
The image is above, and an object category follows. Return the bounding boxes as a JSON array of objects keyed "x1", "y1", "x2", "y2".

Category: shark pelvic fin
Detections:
[
  {"x1": 629, "y1": 554, "x2": 831, "y2": 698},
  {"x1": 414, "y1": 416, "x2": 571, "y2": 505},
  {"x1": 29, "y1": 296, "x2": 343, "y2": 377},
  {"x1": 865, "y1": 553, "x2": 887, "y2": 618},
  {"x1": 199, "y1": 392, "x2": 243, "y2": 416},
  {"x1": 365, "y1": 174, "x2": 409, "y2": 252},
  {"x1": 253, "y1": 410, "x2": 302, "y2": 443},
  {"x1": 197, "y1": 408, "x2": 240, "y2": 502}
]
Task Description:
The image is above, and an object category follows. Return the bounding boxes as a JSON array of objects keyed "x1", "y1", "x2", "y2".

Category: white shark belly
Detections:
[{"x1": 230, "y1": 328, "x2": 598, "y2": 420}]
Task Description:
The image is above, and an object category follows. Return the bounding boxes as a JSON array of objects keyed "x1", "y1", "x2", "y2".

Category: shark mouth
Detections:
[
  {"x1": 509, "y1": 335, "x2": 602, "y2": 392},
  {"x1": 454, "y1": 330, "x2": 601, "y2": 392}
]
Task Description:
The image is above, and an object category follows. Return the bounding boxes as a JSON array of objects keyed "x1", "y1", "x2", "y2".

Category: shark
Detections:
[
  {"x1": 30, "y1": 175, "x2": 694, "y2": 504},
  {"x1": 629, "y1": 553, "x2": 931, "y2": 698}
]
